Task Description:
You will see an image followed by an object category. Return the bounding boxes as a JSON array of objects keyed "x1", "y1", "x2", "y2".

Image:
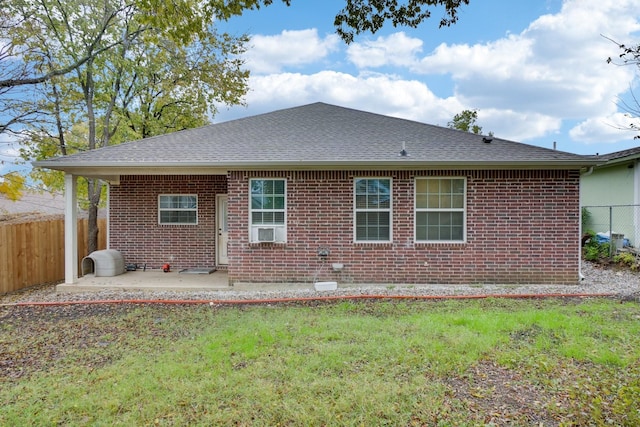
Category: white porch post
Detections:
[
  {"x1": 64, "y1": 173, "x2": 78, "y2": 284},
  {"x1": 106, "y1": 183, "x2": 110, "y2": 249}
]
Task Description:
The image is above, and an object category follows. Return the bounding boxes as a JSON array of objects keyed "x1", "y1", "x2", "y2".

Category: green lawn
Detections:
[{"x1": 1, "y1": 297, "x2": 639, "y2": 426}]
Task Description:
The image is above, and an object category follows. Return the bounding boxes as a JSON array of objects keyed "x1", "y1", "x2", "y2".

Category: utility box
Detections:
[
  {"x1": 82, "y1": 249, "x2": 126, "y2": 277},
  {"x1": 314, "y1": 281, "x2": 338, "y2": 291},
  {"x1": 611, "y1": 233, "x2": 625, "y2": 250}
]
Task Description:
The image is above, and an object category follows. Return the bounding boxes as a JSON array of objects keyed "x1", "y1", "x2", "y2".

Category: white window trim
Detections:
[
  {"x1": 249, "y1": 178, "x2": 287, "y2": 243},
  {"x1": 414, "y1": 177, "x2": 467, "y2": 243},
  {"x1": 158, "y1": 194, "x2": 198, "y2": 225},
  {"x1": 353, "y1": 177, "x2": 393, "y2": 243}
]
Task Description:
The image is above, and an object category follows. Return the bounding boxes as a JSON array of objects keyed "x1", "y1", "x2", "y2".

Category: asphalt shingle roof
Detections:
[
  {"x1": 596, "y1": 145, "x2": 640, "y2": 162},
  {"x1": 35, "y1": 102, "x2": 595, "y2": 172}
]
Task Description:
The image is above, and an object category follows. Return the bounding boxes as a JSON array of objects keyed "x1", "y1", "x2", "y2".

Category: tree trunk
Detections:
[{"x1": 87, "y1": 178, "x2": 103, "y2": 254}]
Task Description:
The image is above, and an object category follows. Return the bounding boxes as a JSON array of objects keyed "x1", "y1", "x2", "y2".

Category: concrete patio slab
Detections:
[
  {"x1": 56, "y1": 269, "x2": 321, "y2": 293},
  {"x1": 56, "y1": 269, "x2": 231, "y2": 293}
]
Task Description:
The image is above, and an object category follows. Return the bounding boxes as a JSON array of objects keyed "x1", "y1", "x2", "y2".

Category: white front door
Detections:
[{"x1": 217, "y1": 195, "x2": 229, "y2": 265}]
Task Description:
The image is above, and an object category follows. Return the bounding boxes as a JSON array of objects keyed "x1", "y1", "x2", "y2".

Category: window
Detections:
[
  {"x1": 250, "y1": 179, "x2": 286, "y2": 242},
  {"x1": 415, "y1": 178, "x2": 466, "y2": 242},
  {"x1": 158, "y1": 194, "x2": 197, "y2": 225},
  {"x1": 354, "y1": 178, "x2": 392, "y2": 242}
]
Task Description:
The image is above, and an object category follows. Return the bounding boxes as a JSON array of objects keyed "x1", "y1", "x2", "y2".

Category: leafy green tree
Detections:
[
  {"x1": 8, "y1": 0, "x2": 249, "y2": 252},
  {"x1": 448, "y1": 109, "x2": 483, "y2": 134},
  {"x1": 136, "y1": 0, "x2": 470, "y2": 44},
  {"x1": 333, "y1": 0, "x2": 470, "y2": 43}
]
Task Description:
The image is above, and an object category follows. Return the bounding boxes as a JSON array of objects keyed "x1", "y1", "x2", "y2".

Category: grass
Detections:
[{"x1": 1, "y1": 297, "x2": 640, "y2": 426}]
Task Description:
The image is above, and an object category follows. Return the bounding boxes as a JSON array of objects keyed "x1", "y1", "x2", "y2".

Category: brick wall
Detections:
[
  {"x1": 109, "y1": 170, "x2": 581, "y2": 284},
  {"x1": 227, "y1": 169, "x2": 581, "y2": 285},
  {"x1": 109, "y1": 175, "x2": 226, "y2": 270}
]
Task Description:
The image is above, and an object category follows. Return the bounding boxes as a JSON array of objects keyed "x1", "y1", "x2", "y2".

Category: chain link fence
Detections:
[{"x1": 582, "y1": 205, "x2": 640, "y2": 255}]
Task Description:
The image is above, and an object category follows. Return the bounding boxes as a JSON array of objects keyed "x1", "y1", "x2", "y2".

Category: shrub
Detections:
[
  {"x1": 583, "y1": 231, "x2": 610, "y2": 262},
  {"x1": 613, "y1": 252, "x2": 638, "y2": 270}
]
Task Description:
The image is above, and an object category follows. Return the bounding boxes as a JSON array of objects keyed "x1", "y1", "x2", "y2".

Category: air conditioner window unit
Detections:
[{"x1": 257, "y1": 227, "x2": 276, "y2": 242}]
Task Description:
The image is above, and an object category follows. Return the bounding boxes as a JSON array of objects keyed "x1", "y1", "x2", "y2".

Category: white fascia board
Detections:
[{"x1": 33, "y1": 159, "x2": 600, "y2": 175}]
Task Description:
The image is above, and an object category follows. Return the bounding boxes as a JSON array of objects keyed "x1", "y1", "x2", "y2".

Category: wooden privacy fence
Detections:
[{"x1": 0, "y1": 218, "x2": 107, "y2": 294}]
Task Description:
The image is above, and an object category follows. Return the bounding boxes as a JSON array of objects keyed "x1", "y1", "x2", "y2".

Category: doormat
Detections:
[{"x1": 178, "y1": 268, "x2": 216, "y2": 274}]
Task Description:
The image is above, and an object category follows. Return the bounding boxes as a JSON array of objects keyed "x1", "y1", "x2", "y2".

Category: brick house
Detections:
[{"x1": 35, "y1": 103, "x2": 598, "y2": 285}]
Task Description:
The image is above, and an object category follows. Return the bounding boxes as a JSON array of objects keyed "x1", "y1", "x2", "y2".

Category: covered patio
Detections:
[{"x1": 56, "y1": 269, "x2": 316, "y2": 293}]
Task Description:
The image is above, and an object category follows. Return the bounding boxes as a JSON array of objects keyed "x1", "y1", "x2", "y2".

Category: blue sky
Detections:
[{"x1": 213, "y1": 0, "x2": 640, "y2": 156}]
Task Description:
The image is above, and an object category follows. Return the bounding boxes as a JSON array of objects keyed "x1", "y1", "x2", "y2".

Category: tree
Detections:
[
  {"x1": 137, "y1": 0, "x2": 470, "y2": 44},
  {"x1": 606, "y1": 38, "x2": 640, "y2": 66},
  {"x1": 448, "y1": 109, "x2": 483, "y2": 134},
  {"x1": 9, "y1": 0, "x2": 249, "y2": 253},
  {"x1": 0, "y1": 172, "x2": 25, "y2": 201},
  {"x1": 333, "y1": 0, "x2": 471, "y2": 43},
  {"x1": 0, "y1": 0, "x2": 122, "y2": 133},
  {"x1": 606, "y1": 38, "x2": 640, "y2": 138}
]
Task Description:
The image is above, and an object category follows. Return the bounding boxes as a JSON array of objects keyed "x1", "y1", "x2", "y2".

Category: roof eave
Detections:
[
  {"x1": 33, "y1": 159, "x2": 600, "y2": 178},
  {"x1": 601, "y1": 154, "x2": 640, "y2": 166}
]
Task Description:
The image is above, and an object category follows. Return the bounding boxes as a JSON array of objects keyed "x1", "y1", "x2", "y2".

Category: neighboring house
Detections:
[
  {"x1": 580, "y1": 146, "x2": 640, "y2": 247},
  {"x1": 35, "y1": 103, "x2": 598, "y2": 285},
  {"x1": 0, "y1": 191, "x2": 66, "y2": 222},
  {"x1": 0, "y1": 190, "x2": 105, "y2": 223}
]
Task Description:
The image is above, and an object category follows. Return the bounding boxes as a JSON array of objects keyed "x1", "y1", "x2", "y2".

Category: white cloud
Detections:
[
  {"x1": 569, "y1": 112, "x2": 639, "y2": 144},
  {"x1": 217, "y1": 0, "x2": 640, "y2": 152},
  {"x1": 418, "y1": 35, "x2": 534, "y2": 80},
  {"x1": 478, "y1": 108, "x2": 562, "y2": 143},
  {"x1": 419, "y1": 1, "x2": 636, "y2": 103},
  {"x1": 234, "y1": 71, "x2": 462, "y2": 125},
  {"x1": 408, "y1": 0, "x2": 640, "y2": 145},
  {"x1": 245, "y1": 29, "x2": 340, "y2": 74},
  {"x1": 346, "y1": 32, "x2": 423, "y2": 68}
]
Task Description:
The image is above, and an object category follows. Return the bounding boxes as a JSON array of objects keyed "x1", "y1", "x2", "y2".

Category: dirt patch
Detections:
[
  {"x1": 445, "y1": 360, "x2": 563, "y2": 426},
  {"x1": 0, "y1": 303, "x2": 188, "y2": 382},
  {"x1": 1, "y1": 304, "x2": 129, "y2": 380}
]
